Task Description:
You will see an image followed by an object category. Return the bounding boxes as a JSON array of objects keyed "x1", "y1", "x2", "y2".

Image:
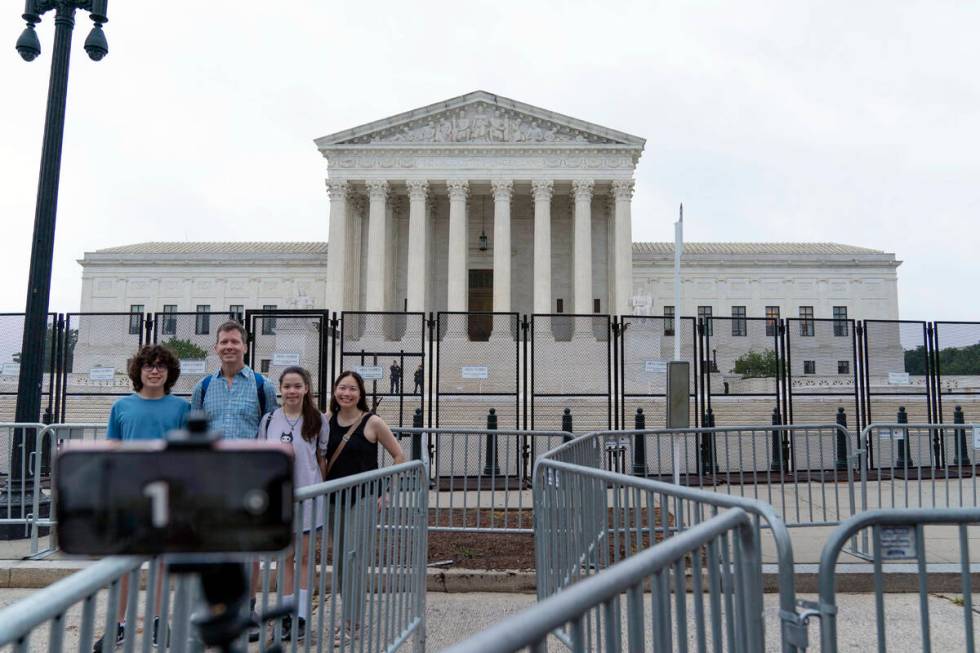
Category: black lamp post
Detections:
[{"x1": 3, "y1": 1, "x2": 108, "y2": 533}]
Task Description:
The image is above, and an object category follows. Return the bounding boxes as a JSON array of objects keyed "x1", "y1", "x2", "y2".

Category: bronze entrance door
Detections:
[{"x1": 468, "y1": 269, "x2": 493, "y2": 340}]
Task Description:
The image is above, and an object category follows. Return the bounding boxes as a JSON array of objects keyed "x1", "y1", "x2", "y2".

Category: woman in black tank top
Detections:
[{"x1": 324, "y1": 371, "x2": 405, "y2": 481}]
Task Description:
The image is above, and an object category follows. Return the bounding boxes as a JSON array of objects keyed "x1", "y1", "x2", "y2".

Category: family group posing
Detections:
[{"x1": 94, "y1": 320, "x2": 405, "y2": 650}]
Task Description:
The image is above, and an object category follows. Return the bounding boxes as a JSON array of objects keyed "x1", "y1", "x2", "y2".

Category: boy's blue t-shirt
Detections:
[{"x1": 106, "y1": 394, "x2": 190, "y2": 441}]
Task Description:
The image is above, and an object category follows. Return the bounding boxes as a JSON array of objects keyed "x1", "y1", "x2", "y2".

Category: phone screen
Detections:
[{"x1": 56, "y1": 444, "x2": 294, "y2": 555}]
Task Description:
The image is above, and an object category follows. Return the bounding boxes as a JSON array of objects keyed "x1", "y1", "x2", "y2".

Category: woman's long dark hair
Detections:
[
  {"x1": 329, "y1": 370, "x2": 371, "y2": 416},
  {"x1": 279, "y1": 366, "x2": 322, "y2": 442}
]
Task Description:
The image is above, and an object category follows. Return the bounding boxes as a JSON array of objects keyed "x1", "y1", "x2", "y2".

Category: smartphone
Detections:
[{"x1": 55, "y1": 440, "x2": 294, "y2": 556}]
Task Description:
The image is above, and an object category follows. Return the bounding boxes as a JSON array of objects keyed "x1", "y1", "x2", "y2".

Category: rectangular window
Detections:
[
  {"x1": 162, "y1": 304, "x2": 177, "y2": 336},
  {"x1": 228, "y1": 304, "x2": 244, "y2": 321},
  {"x1": 128, "y1": 305, "x2": 144, "y2": 335},
  {"x1": 556, "y1": 298, "x2": 564, "y2": 314},
  {"x1": 195, "y1": 304, "x2": 211, "y2": 336},
  {"x1": 765, "y1": 306, "x2": 780, "y2": 337},
  {"x1": 664, "y1": 306, "x2": 675, "y2": 336},
  {"x1": 833, "y1": 306, "x2": 848, "y2": 337},
  {"x1": 261, "y1": 304, "x2": 277, "y2": 335},
  {"x1": 260, "y1": 359, "x2": 271, "y2": 374},
  {"x1": 593, "y1": 298, "x2": 601, "y2": 314},
  {"x1": 804, "y1": 360, "x2": 816, "y2": 375},
  {"x1": 799, "y1": 306, "x2": 814, "y2": 337},
  {"x1": 731, "y1": 306, "x2": 747, "y2": 337},
  {"x1": 698, "y1": 306, "x2": 713, "y2": 336},
  {"x1": 838, "y1": 360, "x2": 850, "y2": 375}
]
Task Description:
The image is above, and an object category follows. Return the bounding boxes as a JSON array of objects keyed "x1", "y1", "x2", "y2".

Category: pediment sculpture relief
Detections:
[{"x1": 342, "y1": 103, "x2": 619, "y2": 145}]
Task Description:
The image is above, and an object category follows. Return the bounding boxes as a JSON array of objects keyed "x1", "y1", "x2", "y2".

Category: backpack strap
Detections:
[
  {"x1": 258, "y1": 411, "x2": 273, "y2": 439},
  {"x1": 254, "y1": 372, "x2": 267, "y2": 415},
  {"x1": 200, "y1": 374, "x2": 213, "y2": 404}
]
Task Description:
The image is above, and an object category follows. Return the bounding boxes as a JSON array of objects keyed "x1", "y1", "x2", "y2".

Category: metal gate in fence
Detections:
[
  {"x1": 434, "y1": 312, "x2": 520, "y2": 429},
  {"x1": 932, "y1": 321, "x2": 980, "y2": 424},
  {"x1": 785, "y1": 317, "x2": 860, "y2": 428},
  {"x1": 151, "y1": 310, "x2": 243, "y2": 402},
  {"x1": 530, "y1": 313, "x2": 612, "y2": 431},
  {"x1": 245, "y1": 309, "x2": 331, "y2": 411},
  {"x1": 340, "y1": 311, "x2": 425, "y2": 427},
  {"x1": 617, "y1": 315, "x2": 699, "y2": 429},
  {"x1": 701, "y1": 316, "x2": 784, "y2": 427},
  {"x1": 60, "y1": 312, "x2": 145, "y2": 423}
]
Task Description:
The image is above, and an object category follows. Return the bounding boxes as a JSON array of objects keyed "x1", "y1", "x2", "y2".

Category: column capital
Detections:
[
  {"x1": 611, "y1": 179, "x2": 635, "y2": 200},
  {"x1": 325, "y1": 180, "x2": 350, "y2": 201},
  {"x1": 406, "y1": 179, "x2": 429, "y2": 201},
  {"x1": 366, "y1": 180, "x2": 389, "y2": 200},
  {"x1": 531, "y1": 179, "x2": 554, "y2": 201},
  {"x1": 491, "y1": 179, "x2": 514, "y2": 201},
  {"x1": 447, "y1": 179, "x2": 470, "y2": 201},
  {"x1": 571, "y1": 179, "x2": 595, "y2": 201}
]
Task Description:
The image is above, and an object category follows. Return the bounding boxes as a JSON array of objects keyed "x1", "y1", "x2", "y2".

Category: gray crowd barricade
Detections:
[
  {"x1": 442, "y1": 508, "x2": 765, "y2": 653},
  {"x1": 0, "y1": 423, "x2": 46, "y2": 541},
  {"x1": 593, "y1": 424, "x2": 860, "y2": 528},
  {"x1": 808, "y1": 506, "x2": 980, "y2": 653},
  {"x1": 391, "y1": 427, "x2": 570, "y2": 533},
  {"x1": 254, "y1": 460, "x2": 428, "y2": 652},
  {"x1": 534, "y1": 432, "x2": 808, "y2": 652}
]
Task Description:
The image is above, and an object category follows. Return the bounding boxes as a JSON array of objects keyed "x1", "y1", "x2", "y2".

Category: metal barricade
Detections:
[
  {"x1": 254, "y1": 460, "x2": 428, "y2": 652},
  {"x1": 859, "y1": 423, "x2": 980, "y2": 512},
  {"x1": 442, "y1": 508, "x2": 764, "y2": 653},
  {"x1": 596, "y1": 424, "x2": 860, "y2": 528},
  {"x1": 0, "y1": 556, "x2": 178, "y2": 652},
  {"x1": 535, "y1": 432, "x2": 808, "y2": 651},
  {"x1": 392, "y1": 427, "x2": 570, "y2": 532},
  {"x1": 0, "y1": 423, "x2": 47, "y2": 543},
  {"x1": 809, "y1": 507, "x2": 980, "y2": 653}
]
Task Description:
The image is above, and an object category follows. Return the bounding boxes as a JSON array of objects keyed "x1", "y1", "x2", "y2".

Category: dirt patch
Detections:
[{"x1": 425, "y1": 506, "x2": 673, "y2": 571}]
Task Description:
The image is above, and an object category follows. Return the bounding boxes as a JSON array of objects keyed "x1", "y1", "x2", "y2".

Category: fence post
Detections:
[
  {"x1": 562, "y1": 408, "x2": 574, "y2": 443},
  {"x1": 895, "y1": 406, "x2": 912, "y2": 468},
  {"x1": 411, "y1": 408, "x2": 423, "y2": 462},
  {"x1": 632, "y1": 408, "x2": 648, "y2": 477},
  {"x1": 770, "y1": 407, "x2": 788, "y2": 472},
  {"x1": 701, "y1": 408, "x2": 717, "y2": 474},
  {"x1": 483, "y1": 408, "x2": 500, "y2": 476},
  {"x1": 835, "y1": 407, "x2": 848, "y2": 471},
  {"x1": 953, "y1": 405, "x2": 970, "y2": 467}
]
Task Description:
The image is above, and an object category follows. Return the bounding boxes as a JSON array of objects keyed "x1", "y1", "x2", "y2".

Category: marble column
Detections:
[
  {"x1": 406, "y1": 180, "x2": 429, "y2": 312},
  {"x1": 531, "y1": 180, "x2": 553, "y2": 314},
  {"x1": 611, "y1": 180, "x2": 635, "y2": 317},
  {"x1": 365, "y1": 180, "x2": 389, "y2": 311},
  {"x1": 571, "y1": 180, "x2": 595, "y2": 314},
  {"x1": 446, "y1": 180, "x2": 469, "y2": 311},
  {"x1": 325, "y1": 180, "x2": 349, "y2": 311},
  {"x1": 491, "y1": 179, "x2": 513, "y2": 313},
  {"x1": 344, "y1": 195, "x2": 364, "y2": 311}
]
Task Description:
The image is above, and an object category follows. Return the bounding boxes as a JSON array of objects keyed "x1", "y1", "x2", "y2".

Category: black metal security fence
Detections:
[{"x1": 4, "y1": 310, "x2": 979, "y2": 430}]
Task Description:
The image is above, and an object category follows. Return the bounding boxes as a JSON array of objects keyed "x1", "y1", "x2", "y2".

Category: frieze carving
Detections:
[
  {"x1": 327, "y1": 153, "x2": 637, "y2": 171},
  {"x1": 340, "y1": 102, "x2": 620, "y2": 145}
]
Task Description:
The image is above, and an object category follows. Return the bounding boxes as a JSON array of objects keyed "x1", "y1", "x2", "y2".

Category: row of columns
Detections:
[{"x1": 326, "y1": 179, "x2": 635, "y2": 315}]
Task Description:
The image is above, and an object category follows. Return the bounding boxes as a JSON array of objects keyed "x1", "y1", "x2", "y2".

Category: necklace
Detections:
[{"x1": 281, "y1": 411, "x2": 302, "y2": 442}]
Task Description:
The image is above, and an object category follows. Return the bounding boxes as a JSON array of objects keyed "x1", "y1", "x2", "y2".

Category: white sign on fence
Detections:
[
  {"x1": 644, "y1": 360, "x2": 667, "y2": 374},
  {"x1": 973, "y1": 426, "x2": 980, "y2": 450},
  {"x1": 180, "y1": 359, "x2": 206, "y2": 374},
  {"x1": 461, "y1": 366, "x2": 489, "y2": 380},
  {"x1": 355, "y1": 365, "x2": 384, "y2": 380},
  {"x1": 879, "y1": 428, "x2": 904, "y2": 440},
  {"x1": 888, "y1": 372, "x2": 911, "y2": 385},
  {"x1": 1, "y1": 363, "x2": 19, "y2": 376},
  {"x1": 273, "y1": 352, "x2": 301, "y2": 366},
  {"x1": 88, "y1": 367, "x2": 115, "y2": 381},
  {"x1": 879, "y1": 525, "x2": 916, "y2": 559}
]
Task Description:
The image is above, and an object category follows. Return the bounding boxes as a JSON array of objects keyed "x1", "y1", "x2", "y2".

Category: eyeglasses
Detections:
[{"x1": 141, "y1": 363, "x2": 167, "y2": 371}]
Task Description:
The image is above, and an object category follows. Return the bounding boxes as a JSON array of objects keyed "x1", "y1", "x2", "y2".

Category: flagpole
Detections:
[{"x1": 673, "y1": 204, "x2": 683, "y2": 361}]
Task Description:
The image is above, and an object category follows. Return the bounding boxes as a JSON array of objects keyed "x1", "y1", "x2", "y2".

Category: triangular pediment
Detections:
[{"x1": 315, "y1": 91, "x2": 645, "y2": 148}]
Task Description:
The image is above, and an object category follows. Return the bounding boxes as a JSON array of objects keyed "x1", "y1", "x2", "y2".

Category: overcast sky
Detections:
[{"x1": 1, "y1": 1, "x2": 976, "y2": 320}]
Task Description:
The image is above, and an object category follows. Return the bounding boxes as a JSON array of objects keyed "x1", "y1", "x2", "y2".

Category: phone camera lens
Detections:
[{"x1": 243, "y1": 490, "x2": 269, "y2": 515}]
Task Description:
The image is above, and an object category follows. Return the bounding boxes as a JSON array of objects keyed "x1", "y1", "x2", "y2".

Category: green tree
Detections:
[
  {"x1": 162, "y1": 337, "x2": 208, "y2": 360},
  {"x1": 12, "y1": 326, "x2": 78, "y2": 372},
  {"x1": 906, "y1": 341, "x2": 980, "y2": 375},
  {"x1": 732, "y1": 349, "x2": 778, "y2": 378}
]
